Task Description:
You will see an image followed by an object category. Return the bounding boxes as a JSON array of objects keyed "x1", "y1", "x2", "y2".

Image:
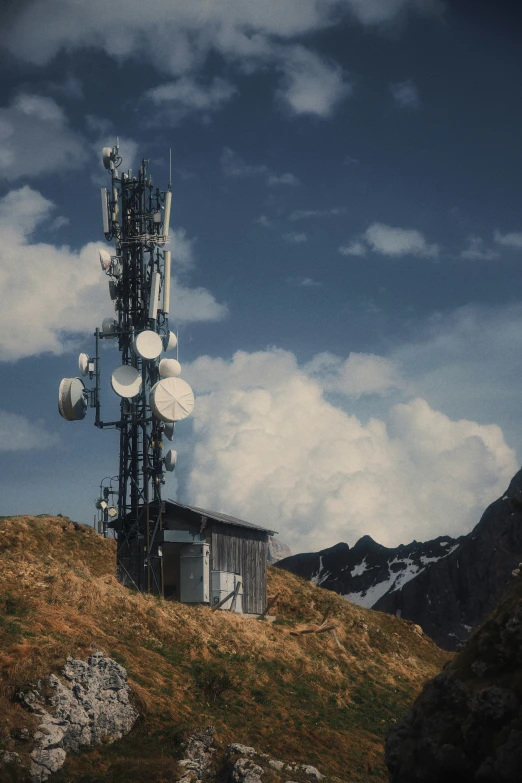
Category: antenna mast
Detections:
[{"x1": 58, "y1": 142, "x2": 194, "y2": 594}]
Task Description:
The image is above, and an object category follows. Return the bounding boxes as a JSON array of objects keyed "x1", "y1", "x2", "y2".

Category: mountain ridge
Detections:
[{"x1": 276, "y1": 468, "x2": 522, "y2": 650}]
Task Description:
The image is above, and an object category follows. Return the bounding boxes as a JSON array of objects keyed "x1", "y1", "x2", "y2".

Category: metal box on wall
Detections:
[
  {"x1": 180, "y1": 543, "x2": 210, "y2": 603},
  {"x1": 211, "y1": 570, "x2": 243, "y2": 613}
]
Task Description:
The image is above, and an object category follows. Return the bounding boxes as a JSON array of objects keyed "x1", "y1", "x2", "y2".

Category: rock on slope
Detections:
[
  {"x1": 385, "y1": 572, "x2": 522, "y2": 782},
  {"x1": 277, "y1": 468, "x2": 522, "y2": 650},
  {"x1": 19, "y1": 651, "x2": 137, "y2": 781}
]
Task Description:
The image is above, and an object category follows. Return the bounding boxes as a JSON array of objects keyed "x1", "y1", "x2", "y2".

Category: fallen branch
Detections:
[
  {"x1": 290, "y1": 623, "x2": 338, "y2": 637},
  {"x1": 315, "y1": 623, "x2": 338, "y2": 635}
]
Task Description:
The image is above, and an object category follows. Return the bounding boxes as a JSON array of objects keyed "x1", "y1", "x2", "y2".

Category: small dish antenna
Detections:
[
  {"x1": 133, "y1": 330, "x2": 163, "y2": 361},
  {"x1": 163, "y1": 422, "x2": 175, "y2": 441},
  {"x1": 111, "y1": 365, "x2": 142, "y2": 398},
  {"x1": 164, "y1": 449, "x2": 177, "y2": 472},
  {"x1": 159, "y1": 358, "x2": 181, "y2": 379},
  {"x1": 165, "y1": 331, "x2": 178, "y2": 351},
  {"x1": 150, "y1": 377, "x2": 195, "y2": 422},
  {"x1": 58, "y1": 377, "x2": 87, "y2": 421},
  {"x1": 99, "y1": 249, "x2": 111, "y2": 271},
  {"x1": 78, "y1": 353, "x2": 89, "y2": 377},
  {"x1": 107, "y1": 506, "x2": 118, "y2": 518},
  {"x1": 102, "y1": 317, "x2": 118, "y2": 337}
]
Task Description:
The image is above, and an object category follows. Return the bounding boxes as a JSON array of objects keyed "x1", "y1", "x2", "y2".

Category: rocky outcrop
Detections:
[
  {"x1": 385, "y1": 575, "x2": 522, "y2": 782},
  {"x1": 277, "y1": 468, "x2": 522, "y2": 650},
  {"x1": 20, "y1": 651, "x2": 138, "y2": 781},
  {"x1": 267, "y1": 536, "x2": 292, "y2": 564},
  {"x1": 175, "y1": 727, "x2": 326, "y2": 782}
]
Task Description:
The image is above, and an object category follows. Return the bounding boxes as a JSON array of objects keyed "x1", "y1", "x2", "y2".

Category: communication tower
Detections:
[{"x1": 58, "y1": 142, "x2": 194, "y2": 594}]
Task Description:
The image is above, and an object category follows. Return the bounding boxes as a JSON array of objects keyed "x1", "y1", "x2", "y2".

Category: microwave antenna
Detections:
[{"x1": 57, "y1": 141, "x2": 194, "y2": 594}]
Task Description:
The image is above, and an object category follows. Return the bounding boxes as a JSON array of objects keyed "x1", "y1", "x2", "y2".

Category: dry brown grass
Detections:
[{"x1": 0, "y1": 515, "x2": 450, "y2": 782}]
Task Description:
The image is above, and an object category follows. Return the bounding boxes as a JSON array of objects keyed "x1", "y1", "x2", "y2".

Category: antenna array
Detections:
[{"x1": 58, "y1": 141, "x2": 194, "y2": 594}]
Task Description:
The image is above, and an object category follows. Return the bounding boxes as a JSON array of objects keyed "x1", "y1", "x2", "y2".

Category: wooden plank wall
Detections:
[{"x1": 211, "y1": 523, "x2": 268, "y2": 614}]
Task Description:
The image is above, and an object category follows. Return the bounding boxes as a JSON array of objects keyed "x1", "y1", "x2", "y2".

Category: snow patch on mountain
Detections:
[
  {"x1": 311, "y1": 556, "x2": 331, "y2": 586},
  {"x1": 350, "y1": 557, "x2": 368, "y2": 577},
  {"x1": 344, "y1": 555, "x2": 423, "y2": 608}
]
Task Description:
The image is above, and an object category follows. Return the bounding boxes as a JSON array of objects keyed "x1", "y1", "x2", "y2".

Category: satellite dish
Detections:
[
  {"x1": 164, "y1": 449, "x2": 177, "y2": 472},
  {"x1": 150, "y1": 377, "x2": 194, "y2": 422},
  {"x1": 58, "y1": 378, "x2": 87, "y2": 421},
  {"x1": 111, "y1": 365, "x2": 142, "y2": 398},
  {"x1": 165, "y1": 330, "x2": 178, "y2": 351},
  {"x1": 107, "y1": 507, "x2": 118, "y2": 518},
  {"x1": 102, "y1": 317, "x2": 118, "y2": 337},
  {"x1": 78, "y1": 353, "x2": 89, "y2": 377},
  {"x1": 99, "y1": 249, "x2": 111, "y2": 271},
  {"x1": 164, "y1": 422, "x2": 175, "y2": 441},
  {"x1": 102, "y1": 147, "x2": 113, "y2": 169},
  {"x1": 133, "y1": 330, "x2": 163, "y2": 361},
  {"x1": 159, "y1": 358, "x2": 181, "y2": 379}
]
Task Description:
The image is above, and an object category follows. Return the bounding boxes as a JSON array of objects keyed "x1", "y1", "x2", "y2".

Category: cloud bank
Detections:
[
  {"x1": 0, "y1": 93, "x2": 86, "y2": 181},
  {"x1": 183, "y1": 347, "x2": 516, "y2": 552},
  {"x1": 2, "y1": 1, "x2": 442, "y2": 120}
]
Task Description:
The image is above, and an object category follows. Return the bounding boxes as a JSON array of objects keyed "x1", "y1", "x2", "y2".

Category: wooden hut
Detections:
[{"x1": 159, "y1": 500, "x2": 276, "y2": 615}]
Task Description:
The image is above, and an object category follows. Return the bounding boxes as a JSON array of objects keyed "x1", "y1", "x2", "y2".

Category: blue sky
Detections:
[{"x1": 1, "y1": 0, "x2": 522, "y2": 551}]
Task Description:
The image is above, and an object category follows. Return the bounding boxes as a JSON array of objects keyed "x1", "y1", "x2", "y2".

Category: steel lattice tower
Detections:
[{"x1": 58, "y1": 142, "x2": 194, "y2": 595}]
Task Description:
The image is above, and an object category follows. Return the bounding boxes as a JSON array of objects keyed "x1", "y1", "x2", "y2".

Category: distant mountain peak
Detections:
[
  {"x1": 352, "y1": 534, "x2": 384, "y2": 552},
  {"x1": 276, "y1": 469, "x2": 522, "y2": 650}
]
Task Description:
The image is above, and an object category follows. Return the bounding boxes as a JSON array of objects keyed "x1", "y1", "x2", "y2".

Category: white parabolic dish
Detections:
[
  {"x1": 133, "y1": 330, "x2": 163, "y2": 360},
  {"x1": 164, "y1": 449, "x2": 177, "y2": 472},
  {"x1": 159, "y1": 358, "x2": 181, "y2": 378},
  {"x1": 165, "y1": 330, "x2": 178, "y2": 351},
  {"x1": 111, "y1": 365, "x2": 142, "y2": 398},
  {"x1": 58, "y1": 377, "x2": 87, "y2": 421},
  {"x1": 150, "y1": 378, "x2": 194, "y2": 422},
  {"x1": 78, "y1": 353, "x2": 89, "y2": 376}
]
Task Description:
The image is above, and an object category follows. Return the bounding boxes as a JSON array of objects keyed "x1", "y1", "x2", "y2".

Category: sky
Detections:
[{"x1": 1, "y1": 0, "x2": 522, "y2": 553}]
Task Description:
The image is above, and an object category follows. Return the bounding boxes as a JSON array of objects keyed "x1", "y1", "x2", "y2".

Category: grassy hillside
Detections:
[{"x1": 0, "y1": 516, "x2": 449, "y2": 782}]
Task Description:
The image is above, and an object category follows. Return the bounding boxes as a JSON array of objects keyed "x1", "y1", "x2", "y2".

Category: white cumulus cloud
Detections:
[
  {"x1": 339, "y1": 240, "x2": 367, "y2": 257},
  {"x1": 460, "y1": 235, "x2": 499, "y2": 261},
  {"x1": 494, "y1": 230, "x2": 522, "y2": 249},
  {"x1": 146, "y1": 76, "x2": 238, "y2": 123},
  {"x1": 277, "y1": 47, "x2": 351, "y2": 118},
  {"x1": 0, "y1": 186, "x2": 227, "y2": 360},
  {"x1": 0, "y1": 93, "x2": 86, "y2": 181},
  {"x1": 0, "y1": 411, "x2": 58, "y2": 451},
  {"x1": 182, "y1": 347, "x2": 515, "y2": 551},
  {"x1": 1, "y1": 2, "x2": 440, "y2": 122},
  {"x1": 364, "y1": 222, "x2": 439, "y2": 257}
]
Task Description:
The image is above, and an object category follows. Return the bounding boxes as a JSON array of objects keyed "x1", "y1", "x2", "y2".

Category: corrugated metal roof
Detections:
[{"x1": 166, "y1": 499, "x2": 277, "y2": 535}]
